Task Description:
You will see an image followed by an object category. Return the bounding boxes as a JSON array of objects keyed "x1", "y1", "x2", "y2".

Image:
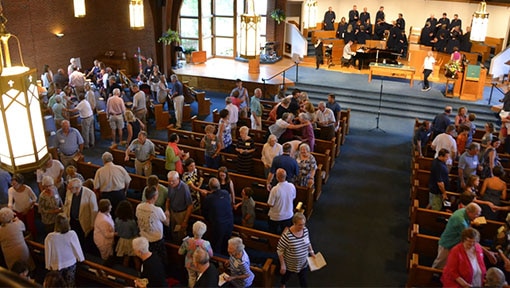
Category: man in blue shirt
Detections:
[
  {"x1": 431, "y1": 106, "x2": 452, "y2": 138},
  {"x1": 326, "y1": 94, "x2": 341, "y2": 130},
  {"x1": 170, "y1": 74, "x2": 184, "y2": 129},
  {"x1": 267, "y1": 143, "x2": 299, "y2": 189},
  {"x1": 0, "y1": 168, "x2": 11, "y2": 206},
  {"x1": 166, "y1": 171, "x2": 192, "y2": 243},
  {"x1": 56, "y1": 120, "x2": 84, "y2": 167}
]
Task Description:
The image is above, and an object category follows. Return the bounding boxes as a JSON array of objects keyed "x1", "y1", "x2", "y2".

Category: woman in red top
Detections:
[{"x1": 441, "y1": 227, "x2": 486, "y2": 287}]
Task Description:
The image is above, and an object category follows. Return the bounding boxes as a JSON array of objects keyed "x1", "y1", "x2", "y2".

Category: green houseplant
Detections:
[
  {"x1": 158, "y1": 28, "x2": 181, "y2": 45},
  {"x1": 271, "y1": 9, "x2": 286, "y2": 24},
  {"x1": 183, "y1": 46, "x2": 197, "y2": 63}
]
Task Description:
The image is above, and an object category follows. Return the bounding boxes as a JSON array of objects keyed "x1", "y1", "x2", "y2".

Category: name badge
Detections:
[
  {"x1": 59, "y1": 139, "x2": 65, "y2": 144},
  {"x1": 211, "y1": 141, "x2": 216, "y2": 145},
  {"x1": 303, "y1": 235, "x2": 310, "y2": 245},
  {"x1": 245, "y1": 142, "x2": 250, "y2": 147}
]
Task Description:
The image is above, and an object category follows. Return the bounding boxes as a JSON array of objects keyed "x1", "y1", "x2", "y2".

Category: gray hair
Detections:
[
  {"x1": 208, "y1": 177, "x2": 220, "y2": 190},
  {"x1": 192, "y1": 221, "x2": 207, "y2": 238},
  {"x1": 102, "y1": 152, "x2": 113, "y2": 163},
  {"x1": 68, "y1": 178, "x2": 82, "y2": 188},
  {"x1": 0, "y1": 207, "x2": 15, "y2": 225},
  {"x1": 112, "y1": 88, "x2": 121, "y2": 95},
  {"x1": 55, "y1": 95, "x2": 62, "y2": 103},
  {"x1": 318, "y1": 101, "x2": 326, "y2": 108},
  {"x1": 167, "y1": 170, "x2": 180, "y2": 181},
  {"x1": 42, "y1": 175, "x2": 54, "y2": 187},
  {"x1": 171, "y1": 74, "x2": 178, "y2": 81},
  {"x1": 299, "y1": 143, "x2": 311, "y2": 153},
  {"x1": 225, "y1": 97, "x2": 232, "y2": 104},
  {"x1": 193, "y1": 247, "x2": 210, "y2": 265},
  {"x1": 228, "y1": 237, "x2": 245, "y2": 254},
  {"x1": 292, "y1": 212, "x2": 306, "y2": 224},
  {"x1": 267, "y1": 134, "x2": 278, "y2": 143},
  {"x1": 485, "y1": 267, "x2": 506, "y2": 288},
  {"x1": 239, "y1": 126, "x2": 249, "y2": 134},
  {"x1": 299, "y1": 112, "x2": 310, "y2": 121},
  {"x1": 132, "y1": 237, "x2": 149, "y2": 254}
]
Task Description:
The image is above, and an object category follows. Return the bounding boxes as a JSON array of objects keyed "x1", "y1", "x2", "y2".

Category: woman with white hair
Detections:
[
  {"x1": 178, "y1": 221, "x2": 213, "y2": 287},
  {"x1": 295, "y1": 143, "x2": 317, "y2": 188},
  {"x1": 225, "y1": 237, "x2": 255, "y2": 287},
  {"x1": 261, "y1": 134, "x2": 283, "y2": 177},
  {"x1": 0, "y1": 207, "x2": 34, "y2": 270},
  {"x1": 298, "y1": 113, "x2": 315, "y2": 152},
  {"x1": 38, "y1": 175, "x2": 63, "y2": 234}
]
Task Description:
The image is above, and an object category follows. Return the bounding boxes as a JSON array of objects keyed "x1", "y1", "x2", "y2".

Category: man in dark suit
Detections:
[
  {"x1": 193, "y1": 248, "x2": 219, "y2": 288},
  {"x1": 348, "y1": 5, "x2": 359, "y2": 25}
]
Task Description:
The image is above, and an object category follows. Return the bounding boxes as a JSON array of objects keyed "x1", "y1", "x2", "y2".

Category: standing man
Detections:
[
  {"x1": 132, "y1": 237, "x2": 167, "y2": 288},
  {"x1": 449, "y1": 14, "x2": 462, "y2": 31},
  {"x1": 314, "y1": 39, "x2": 323, "y2": 70},
  {"x1": 315, "y1": 101, "x2": 336, "y2": 141},
  {"x1": 428, "y1": 148, "x2": 450, "y2": 211},
  {"x1": 360, "y1": 7, "x2": 370, "y2": 25},
  {"x1": 431, "y1": 203, "x2": 483, "y2": 269},
  {"x1": 143, "y1": 58, "x2": 155, "y2": 79},
  {"x1": 250, "y1": 88, "x2": 263, "y2": 130},
  {"x1": 136, "y1": 186, "x2": 170, "y2": 268},
  {"x1": 323, "y1": 7, "x2": 335, "y2": 31},
  {"x1": 63, "y1": 178, "x2": 98, "y2": 246},
  {"x1": 166, "y1": 171, "x2": 193, "y2": 243},
  {"x1": 94, "y1": 152, "x2": 131, "y2": 217},
  {"x1": 131, "y1": 84, "x2": 147, "y2": 127},
  {"x1": 267, "y1": 143, "x2": 299, "y2": 188},
  {"x1": 458, "y1": 143, "x2": 481, "y2": 191},
  {"x1": 288, "y1": 89, "x2": 301, "y2": 116},
  {"x1": 170, "y1": 74, "x2": 184, "y2": 129},
  {"x1": 55, "y1": 120, "x2": 84, "y2": 168},
  {"x1": 106, "y1": 88, "x2": 126, "y2": 145},
  {"x1": 267, "y1": 169, "x2": 296, "y2": 235},
  {"x1": 375, "y1": 6, "x2": 385, "y2": 22},
  {"x1": 193, "y1": 248, "x2": 219, "y2": 288},
  {"x1": 431, "y1": 124, "x2": 458, "y2": 170},
  {"x1": 202, "y1": 177, "x2": 234, "y2": 255},
  {"x1": 68, "y1": 66, "x2": 86, "y2": 93},
  {"x1": 396, "y1": 13, "x2": 406, "y2": 31},
  {"x1": 230, "y1": 79, "x2": 250, "y2": 118},
  {"x1": 326, "y1": 94, "x2": 341, "y2": 131},
  {"x1": 431, "y1": 106, "x2": 452, "y2": 137},
  {"x1": 66, "y1": 93, "x2": 94, "y2": 149},
  {"x1": 125, "y1": 131, "x2": 155, "y2": 176},
  {"x1": 348, "y1": 5, "x2": 359, "y2": 25},
  {"x1": 225, "y1": 96, "x2": 239, "y2": 138},
  {"x1": 421, "y1": 50, "x2": 435, "y2": 92}
]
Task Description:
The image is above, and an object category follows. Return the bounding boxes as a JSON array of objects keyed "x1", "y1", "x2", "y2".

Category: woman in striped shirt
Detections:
[{"x1": 277, "y1": 212, "x2": 315, "y2": 287}]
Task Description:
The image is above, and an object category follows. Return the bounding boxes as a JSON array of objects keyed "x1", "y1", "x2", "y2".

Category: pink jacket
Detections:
[{"x1": 441, "y1": 242, "x2": 486, "y2": 287}]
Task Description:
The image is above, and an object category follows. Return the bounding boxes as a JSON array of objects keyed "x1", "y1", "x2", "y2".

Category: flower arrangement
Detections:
[
  {"x1": 158, "y1": 29, "x2": 181, "y2": 45},
  {"x1": 445, "y1": 60, "x2": 463, "y2": 79},
  {"x1": 271, "y1": 9, "x2": 286, "y2": 24}
]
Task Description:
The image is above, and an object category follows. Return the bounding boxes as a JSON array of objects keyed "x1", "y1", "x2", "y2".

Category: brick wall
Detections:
[{"x1": 2, "y1": 0, "x2": 157, "y2": 76}]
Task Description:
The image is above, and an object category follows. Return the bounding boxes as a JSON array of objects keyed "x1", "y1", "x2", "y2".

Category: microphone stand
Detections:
[{"x1": 369, "y1": 77, "x2": 386, "y2": 133}]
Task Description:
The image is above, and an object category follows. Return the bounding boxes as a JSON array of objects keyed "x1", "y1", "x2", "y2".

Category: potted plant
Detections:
[
  {"x1": 183, "y1": 46, "x2": 197, "y2": 63},
  {"x1": 444, "y1": 60, "x2": 463, "y2": 79},
  {"x1": 270, "y1": 9, "x2": 286, "y2": 24},
  {"x1": 158, "y1": 28, "x2": 181, "y2": 45}
]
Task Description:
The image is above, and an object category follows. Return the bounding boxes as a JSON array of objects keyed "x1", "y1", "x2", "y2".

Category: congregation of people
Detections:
[
  {"x1": 0, "y1": 54, "x2": 348, "y2": 287},
  {"x1": 412, "y1": 100, "x2": 510, "y2": 286}
]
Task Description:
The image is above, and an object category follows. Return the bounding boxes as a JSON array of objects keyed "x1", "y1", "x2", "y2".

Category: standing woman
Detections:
[
  {"x1": 8, "y1": 173, "x2": 37, "y2": 238},
  {"x1": 261, "y1": 135, "x2": 283, "y2": 177},
  {"x1": 218, "y1": 109, "x2": 234, "y2": 153},
  {"x1": 235, "y1": 126, "x2": 256, "y2": 175},
  {"x1": 224, "y1": 237, "x2": 255, "y2": 287},
  {"x1": 201, "y1": 124, "x2": 221, "y2": 169},
  {"x1": 45, "y1": 214, "x2": 85, "y2": 287},
  {"x1": 157, "y1": 74, "x2": 171, "y2": 110},
  {"x1": 454, "y1": 106, "x2": 468, "y2": 128},
  {"x1": 41, "y1": 64, "x2": 54, "y2": 90},
  {"x1": 218, "y1": 167, "x2": 236, "y2": 207},
  {"x1": 166, "y1": 133, "x2": 187, "y2": 175},
  {"x1": 295, "y1": 143, "x2": 317, "y2": 188},
  {"x1": 479, "y1": 166, "x2": 507, "y2": 221},
  {"x1": 182, "y1": 158, "x2": 204, "y2": 213},
  {"x1": 38, "y1": 176, "x2": 63, "y2": 235},
  {"x1": 441, "y1": 228, "x2": 486, "y2": 287},
  {"x1": 480, "y1": 137, "x2": 502, "y2": 179},
  {"x1": 298, "y1": 113, "x2": 315, "y2": 152},
  {"x1": 0, "y1": 208, "x2": 34, "y2": 271},
  {"x1": 149, "y1": 65, "x2": 161, "y2": 101},
  {"x1": 277, "y1": 212, "x2": 315, "y2": 288},
  {"x1": 178, "y1": 221, "x2": 213, "y2": 288},
  {"x1": 94, "y1": 199, "x2": 115, "y2": 261},
  {"x1": 421, "y1": 50, "x2": 436, "y2": 91},
  {"x1": 125, "y1": 110, "x2": 145, "y2": 145}
]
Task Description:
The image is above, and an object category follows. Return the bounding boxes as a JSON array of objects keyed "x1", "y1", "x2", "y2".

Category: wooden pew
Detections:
[
  {"x1": 97, "y1": 110, "x2": 113, "y2": 140},
  {"x1": 154, "y1": 104, "x2": 170, "y2": 130},
  {"x1": 189, "y1": 118, "x2": 337, "y2": 168},
  {"x1": 406, "y1": 253, "x2": 442, "y2": 288},
  {"x1": 26, "y1": 240, "x2": 138, "y2": 287},
  {"x1": 407, "y1": 223, "x2": 440, "y2": 268}
]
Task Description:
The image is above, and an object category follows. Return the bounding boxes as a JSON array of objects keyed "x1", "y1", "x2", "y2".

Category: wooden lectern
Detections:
[{"x1": 460, "y1": 65, "x2": 486, "y2": 101}]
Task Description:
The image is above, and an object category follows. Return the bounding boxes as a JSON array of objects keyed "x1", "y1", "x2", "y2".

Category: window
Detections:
[{"x1": 179, "y1": 0, "x2": 266, "y2": 59}]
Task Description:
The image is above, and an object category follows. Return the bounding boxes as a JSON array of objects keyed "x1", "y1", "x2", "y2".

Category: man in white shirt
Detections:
[
  {"x1": 225, "y1": 96, "x2": 239, "y2": 137},
  {"x1": 67, "y1": 93, "x2": 94, "y2": 149},
  {"x1": 315, "y1": 101, "x2": 336, "y2": 140},
  {"x1": 267, "y1": 168, "x2": 296, "y2": 235},
  {"x1": 343, "y1": 40, "x2": 356, "y2": 66},
  {"x1": 431, "y1": 124, "x2": 457, "y2": 169}
]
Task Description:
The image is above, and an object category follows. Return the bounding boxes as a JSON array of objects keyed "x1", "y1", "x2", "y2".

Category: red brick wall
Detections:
[{"x1": 2, "y1": 0, "x2": 157, "y2": 76}]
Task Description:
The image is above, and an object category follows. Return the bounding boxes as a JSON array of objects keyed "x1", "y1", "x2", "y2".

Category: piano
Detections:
[{"x1": 353, "y1": 48, "x2": 400, "y2": 70}]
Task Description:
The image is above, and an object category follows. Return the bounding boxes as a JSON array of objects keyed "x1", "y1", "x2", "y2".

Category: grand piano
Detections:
[{"x1": 353, "y1": 48, "x2": 400, "y2": 70}]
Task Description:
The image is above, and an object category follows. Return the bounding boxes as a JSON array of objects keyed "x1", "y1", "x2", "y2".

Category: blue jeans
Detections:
[{"x1": 205, "y1": 154, "x2": 220, "y2": 169}]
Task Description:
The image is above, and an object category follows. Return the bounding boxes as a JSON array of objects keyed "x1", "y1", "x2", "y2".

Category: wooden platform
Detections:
[{"x1": 174, "y1": 58, "x2": 296, "y2": 98}]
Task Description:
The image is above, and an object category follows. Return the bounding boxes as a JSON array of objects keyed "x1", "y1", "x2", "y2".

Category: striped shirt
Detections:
[{"x1": 277, "y1": 227, "x2": 310, "y2": 272}]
